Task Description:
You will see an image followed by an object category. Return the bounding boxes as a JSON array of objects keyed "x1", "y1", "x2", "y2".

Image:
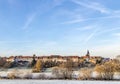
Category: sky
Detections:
[{"x1": 0, "y1": 0, "x2": 120, "y2": 58}]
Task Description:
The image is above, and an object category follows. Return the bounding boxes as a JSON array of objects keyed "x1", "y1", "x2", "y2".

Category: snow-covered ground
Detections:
[
  {"x1": 0, "y1": 68, "x2": 120, "y2": 79},
  {"x1": 0, "y1": 80, "x2": 119, "y2": 84}
]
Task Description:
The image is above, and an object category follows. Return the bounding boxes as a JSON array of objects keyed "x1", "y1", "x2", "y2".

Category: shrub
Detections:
[
  {"x1": 52, "y1": 67, "x2": 73, "y2": 79},
  {"x1": 32, "y1": 59, "x2": 42, "y2": 72},
  {"x1": 7, "y1": 73, "x2": 16, "y2": 79},
  {"x1": 94, "y1": 59, "x2": 120, "y2": 80},
  {"x1": 78, "y1": 68, "x2": 92, "y2": 80},
  {"x1": 23, "y1": 72, "x2": 33, "y2": 79},
  {"x1": 3, "y1": 62, "x2": 13, "y2": 68}
]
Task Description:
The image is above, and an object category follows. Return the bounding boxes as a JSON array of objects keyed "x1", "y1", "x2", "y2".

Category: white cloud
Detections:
[
  {"x1": 84, "y1": 29, "x2": 98, "y2": 43},
  {"x1": 113, "y1": 33, "x2": 120, "y2": 37},
  {"x1": 22, "y1": 13, "x2": 36, "y2": 30},
  {"x1": 61, "y1": 14, "x2": 120, "y2": 24},
  {"x1": 71, "y1": 0, "x2": 110, "y2": 14},
  {"x1": 61, "y1": 19, "x2": 84, "y2": 24},
  {"x1": 76, "y1": 25, "x2": 96, "y2": 31},
  {"x1": 98, "y1": 27, "x2": 120, "y2": 34},
  {"x1": 60, "y1": 0, "x2": 120, "y2": 25},
  {"x1": 22, "y1": 0, "x2": 65, "y2": 30}
]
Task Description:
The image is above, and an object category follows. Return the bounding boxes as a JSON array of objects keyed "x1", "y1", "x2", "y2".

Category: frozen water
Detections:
[{"x1": 0, "y1": 80, "x2": 119, "y2": 84}]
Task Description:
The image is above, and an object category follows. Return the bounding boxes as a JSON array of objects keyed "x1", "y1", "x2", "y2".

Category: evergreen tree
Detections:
[{"x1": 31, "y1": 54, "x2": 36, "y2": 67}]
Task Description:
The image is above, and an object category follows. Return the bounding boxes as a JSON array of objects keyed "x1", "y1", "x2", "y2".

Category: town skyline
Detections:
[
  {"x1": 0, "y1": 50, "x2": 117, "y2": 59},
  {"x1": 0, "y1": 0, "x2": 120, "y2": 57}
]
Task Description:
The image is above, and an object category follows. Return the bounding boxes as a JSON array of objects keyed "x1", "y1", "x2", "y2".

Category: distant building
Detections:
[
  {"x1": 81, "y1": 50, "x2": 103, "y2": 64},
  {"x1": 6, "y1": 56, "x2": 14, "y2": 62},
  {"x1": 86, "y1": 50, "x2": 90, "y2": 58},
  {"x1": 6, "y1": 51, "x2": 104, "y2": 65},
  {"x1": 14, "y1": 56, "x2": 19, "y2": 63},
  {"x1": 82, "y1": 50, "x2": 90, "y2": 62}
]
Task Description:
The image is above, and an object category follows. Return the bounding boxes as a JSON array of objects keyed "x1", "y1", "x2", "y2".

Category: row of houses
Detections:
[{"x1": 5, "y1": 51, "x2": 105, "y2": 64}]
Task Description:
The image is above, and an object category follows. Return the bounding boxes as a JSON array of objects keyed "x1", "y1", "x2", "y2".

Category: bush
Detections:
[
  {"x1": 32, "y1": 59, "x2": 42, "y2": 73},
  {"x1": 78, "y1": 68, "x2": 92, "y2": 80},
  {"x1": 52, "y1": 67, "x2": 73, "y2": 79},
  {"x1": 3, "y1": 62, "x2": 13, "y2": 68},
  {"x1": 7, "y1": 73, "x2": 16, "y2": 79},
  {"x1": 0, "y1": 58, "x2": 6, "y2": 67},
  {"x1": 22, "y1": 72, "x2": 33, "y2": 79},
  {"x1": 94, "y1": 59, "x2": 120, "y2": 80}
]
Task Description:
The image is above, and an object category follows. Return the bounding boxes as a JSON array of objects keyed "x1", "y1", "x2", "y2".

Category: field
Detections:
[{"x1": 0, "y1": 80, "x2": 120, "y2": 84}]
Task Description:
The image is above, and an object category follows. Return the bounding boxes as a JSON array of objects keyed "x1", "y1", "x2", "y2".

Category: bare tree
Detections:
[
  {"x1": 94, "y1": 59, "x2": 120, "y2": 80},
  {"x1": 79, "y1": 68, "x2": 92, "y2": 80},
  {"x1": 52, "y1": 58, "x2": 74, "y2": 79},
  {"x1": 32, "y1": 59, "x2": 42, "y2": 72}
]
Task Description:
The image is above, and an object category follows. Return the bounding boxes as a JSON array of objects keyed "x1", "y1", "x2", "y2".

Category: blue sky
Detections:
[{"x1": 0, "y1": 0, "x2": 120, "y2": 58}]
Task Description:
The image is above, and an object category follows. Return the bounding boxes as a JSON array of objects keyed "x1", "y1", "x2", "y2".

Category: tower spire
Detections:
[{"x1": 86, "y1": 50, "x2": 90, "y2": 57}]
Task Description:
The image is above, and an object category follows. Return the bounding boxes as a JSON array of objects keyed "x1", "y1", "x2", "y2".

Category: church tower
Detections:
[
  {"x1": 85, "y1": 50, "x2": 90, "y2": 62},
  {"x1": 86, "y1": 50, "x2": 90, "y2": 58}
]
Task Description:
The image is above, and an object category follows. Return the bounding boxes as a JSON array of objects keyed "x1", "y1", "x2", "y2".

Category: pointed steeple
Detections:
[{"x1": 86, "y1": 50, "x2": 90, "y2": 57}]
